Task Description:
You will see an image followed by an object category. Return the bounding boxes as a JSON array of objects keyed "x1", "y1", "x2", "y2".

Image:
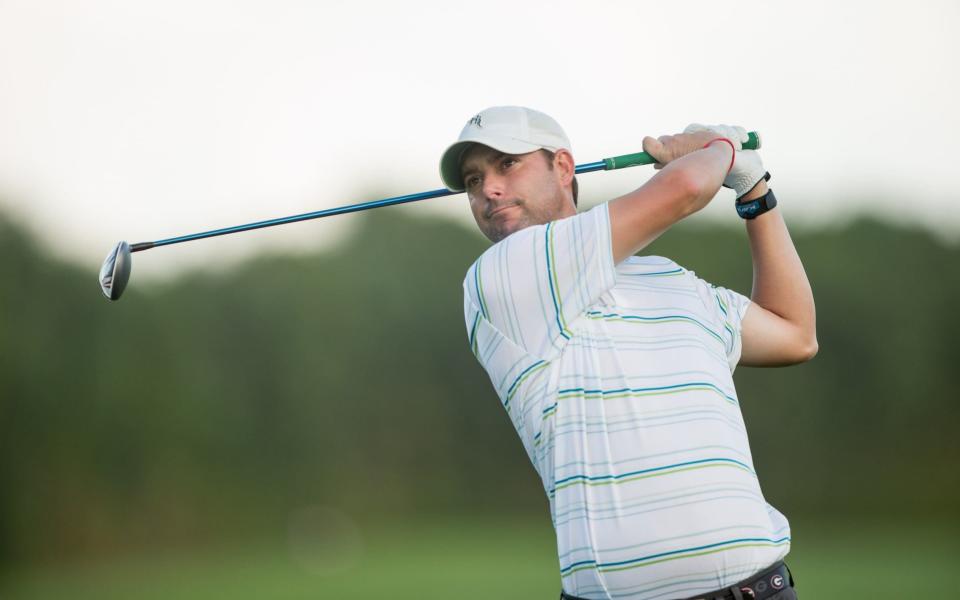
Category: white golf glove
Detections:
[{"x1": 684, "y1": 123, "x2": 767, "y2": 199}]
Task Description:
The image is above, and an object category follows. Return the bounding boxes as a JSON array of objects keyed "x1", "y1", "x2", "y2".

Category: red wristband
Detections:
[{"x1": 703, "y1": 137, "x2": 736, "y2": 174}]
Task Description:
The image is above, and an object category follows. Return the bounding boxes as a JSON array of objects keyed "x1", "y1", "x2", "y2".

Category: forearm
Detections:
[
  {"x1": 742, "y1": 182, "x2": 817, "y2": 349},
  {"x1": 663, "y1": 141, "x2": 732, "y2": 208},
  {"x1": 609, "y1": 142, "x2": 731, "y2": 262}
]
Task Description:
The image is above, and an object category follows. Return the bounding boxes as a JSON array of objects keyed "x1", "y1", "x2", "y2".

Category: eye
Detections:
[
  {"x1": 465, "y1": 175, "x2": 481, "y2": 188},
  {"x1": 501, "y1": 157, "x2": 517, "y2": 170}
]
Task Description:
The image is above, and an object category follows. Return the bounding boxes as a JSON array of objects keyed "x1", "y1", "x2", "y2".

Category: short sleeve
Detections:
[
  {"x1": 463, "y1": 202, "x2": 618, "y2": 360},
  {"x1": 690, "y1": 271, "x2": 752, "y2": 372},
  {"x1": 709, "y1": 283, "x2": 752, "y2": 371}
]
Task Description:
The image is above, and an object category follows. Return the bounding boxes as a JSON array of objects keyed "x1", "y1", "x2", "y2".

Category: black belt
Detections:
[{"x1": 560, "y1": 561, "x2": 794, "y2": 600}]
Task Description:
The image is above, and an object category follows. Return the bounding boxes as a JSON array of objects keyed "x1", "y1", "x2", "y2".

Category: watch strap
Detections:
[{"x1": 736, "y1": 188, "x2": 778, "y2": 220}]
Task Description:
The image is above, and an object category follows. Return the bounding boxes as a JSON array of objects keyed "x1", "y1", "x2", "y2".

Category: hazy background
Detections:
[{"x1": 1, "y1": 1, "x2": 958, "y2": 599}]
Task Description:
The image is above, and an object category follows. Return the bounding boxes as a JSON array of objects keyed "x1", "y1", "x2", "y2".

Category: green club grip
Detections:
[{"x1": 602, "y1": 131, "x2": 761, "y2": 171}]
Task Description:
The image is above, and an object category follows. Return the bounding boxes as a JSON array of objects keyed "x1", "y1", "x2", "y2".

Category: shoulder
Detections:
[
  {"x1": 462, "y1": 224, "x2": 544, "y2": 286},
  {"x1": 618, "y1": 254, "x2": 688, "y2": 275},
  {"x1": 463, "y1": 203, "x2": 614, "y2": 297}
]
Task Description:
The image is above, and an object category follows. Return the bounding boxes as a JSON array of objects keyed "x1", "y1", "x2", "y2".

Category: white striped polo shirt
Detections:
[{"x1": 463, "y1": 202, "x2": 790, "y2": 600}]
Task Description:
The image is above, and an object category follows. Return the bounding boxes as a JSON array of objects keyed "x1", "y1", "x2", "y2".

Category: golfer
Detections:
[{"x1": 440, "y1": 107, "x2": 816, "y2": 600}]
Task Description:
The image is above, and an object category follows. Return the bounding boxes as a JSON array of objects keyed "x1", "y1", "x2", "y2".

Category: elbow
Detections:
[
  {"x1": 792, "y1": 331, "x2": 819, "y2": 363},
  {"x1": 768, "y1": 338, "x2": 817, "y2": 367},
  {"x1": 776, "y1": 326, "x2": 818, "y2": 366},
  {"x1": 798, "y1": 337, "x2": 819, "y2": 362}
]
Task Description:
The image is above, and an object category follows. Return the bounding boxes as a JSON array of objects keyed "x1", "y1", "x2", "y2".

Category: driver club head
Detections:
[{"x1": 99, "y1": 241, "x2": 132, "y2": 301}]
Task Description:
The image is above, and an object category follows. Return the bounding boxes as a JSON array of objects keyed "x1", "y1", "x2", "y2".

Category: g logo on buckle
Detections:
[
  {"x1": 739, "y1": 587, "x2": 756, "y2": 599},
  {"x1": 771, "y1": 574, "x2": 785, "y2": 590}
]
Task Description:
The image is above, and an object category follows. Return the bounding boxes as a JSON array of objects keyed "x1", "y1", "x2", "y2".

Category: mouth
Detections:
[{"x1": 487, "y1": 202, "x2": 521, "y2": 219}]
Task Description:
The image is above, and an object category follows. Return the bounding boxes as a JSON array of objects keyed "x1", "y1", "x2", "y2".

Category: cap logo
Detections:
[{"x1": 468, "y1": 114, "x2": 482, "y2": 128}]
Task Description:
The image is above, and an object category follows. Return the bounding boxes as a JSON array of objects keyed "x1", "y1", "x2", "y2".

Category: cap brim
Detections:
[{"x1": 439, "y1": 133, "x2": 542, "y2": 192}]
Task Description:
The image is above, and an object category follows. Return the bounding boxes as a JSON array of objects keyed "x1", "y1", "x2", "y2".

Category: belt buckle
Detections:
[
  {"x1": 770, "y1": 573, "x2": 786, "y2": 590},
  {"x1": 739, "y1": 586, "x2": 756, "y2": 599}
]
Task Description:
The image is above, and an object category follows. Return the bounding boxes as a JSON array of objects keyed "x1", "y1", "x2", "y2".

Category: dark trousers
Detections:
[{"x1": 560, "y1": 561, "x2": 796, "y2": 600}]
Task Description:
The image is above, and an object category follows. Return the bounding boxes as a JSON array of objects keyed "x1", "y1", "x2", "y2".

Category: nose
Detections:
[{"x1": 482, "y1": 171, "x2": 506, "y2": 200}]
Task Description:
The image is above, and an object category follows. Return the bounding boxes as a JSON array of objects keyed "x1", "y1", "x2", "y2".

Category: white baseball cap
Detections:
[{"x1": 439, "y1": 106, "x2": 572, "y2": 192}]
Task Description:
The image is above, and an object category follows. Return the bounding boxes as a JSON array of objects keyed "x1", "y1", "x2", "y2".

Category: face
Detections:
[{"x1": 460, "y1": 144, "x2": 575, "y2": 242}]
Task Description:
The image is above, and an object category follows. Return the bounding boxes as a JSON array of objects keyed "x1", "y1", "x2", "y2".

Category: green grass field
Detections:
[{"x1": 2, "y1": 517, "x2": 956, "y2": 599}]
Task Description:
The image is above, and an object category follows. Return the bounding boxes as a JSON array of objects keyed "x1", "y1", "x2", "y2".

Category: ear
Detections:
[{"x1": 554, "y1": 148, "x2": 575, "y2": 186}]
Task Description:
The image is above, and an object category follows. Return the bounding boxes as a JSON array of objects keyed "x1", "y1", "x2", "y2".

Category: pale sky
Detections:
[{"x1": 0, "y1": 0, "x2": 958, "y2": 280}]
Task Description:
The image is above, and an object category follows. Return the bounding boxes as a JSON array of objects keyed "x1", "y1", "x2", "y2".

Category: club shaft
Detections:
[
  {"x1": 143, "y1": 188, "x2": 456, "y2": 251},
  {"x1": 131, "y1": 134, "x2": 758, "y2": 252},
  {"x1": 132, "y1": 162, "x2": 604, "y2": 251}
]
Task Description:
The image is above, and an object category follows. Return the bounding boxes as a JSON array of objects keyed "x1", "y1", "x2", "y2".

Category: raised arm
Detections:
[
  {"x1": 610, "y1": 124, "x2": 817, "y2": 367},
  {"x1": 687, "y1": 123, "x2": 817, "y2": 366},
  {"x1": 737, "y1": 178, "x2": 818, "y2": 366},
  {"x1": 608, "y1": 130, "x2": 736, "y2": 263}
]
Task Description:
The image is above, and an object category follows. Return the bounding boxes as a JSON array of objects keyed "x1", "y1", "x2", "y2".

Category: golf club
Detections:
[{"x1": 99, "y1": 132, "x2": 761, "y2": 301}]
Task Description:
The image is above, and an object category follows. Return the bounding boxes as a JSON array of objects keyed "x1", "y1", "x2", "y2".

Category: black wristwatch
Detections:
[{"x1": 736, "y1": 188, "x2": 777, "y2": 220}]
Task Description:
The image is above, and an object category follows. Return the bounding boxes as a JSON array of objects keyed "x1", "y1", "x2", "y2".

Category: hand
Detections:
[
  {"x1": 683, "y1": 123, "x2": 767, "y2": 199},
  {"x1": 642, "y1": 128, "x2": 742, "y2": 168},
  {"x1": 725, "y1": 150, "x2": 767, "y2": 199}
]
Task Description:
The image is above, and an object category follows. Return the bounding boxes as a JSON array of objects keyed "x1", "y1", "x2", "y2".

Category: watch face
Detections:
[{"x1": 764, "y1": 189, "x2": 777, "y2": 210}]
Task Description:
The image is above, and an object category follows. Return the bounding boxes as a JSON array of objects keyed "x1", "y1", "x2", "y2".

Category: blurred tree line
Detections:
[{"x1": 1, "y1": 204, "x2": 958, "y2": 568}]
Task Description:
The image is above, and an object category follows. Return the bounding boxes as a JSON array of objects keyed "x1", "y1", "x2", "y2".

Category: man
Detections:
[{"x1": 439, "y1": 106, "x2": 816, "y2": 600}]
